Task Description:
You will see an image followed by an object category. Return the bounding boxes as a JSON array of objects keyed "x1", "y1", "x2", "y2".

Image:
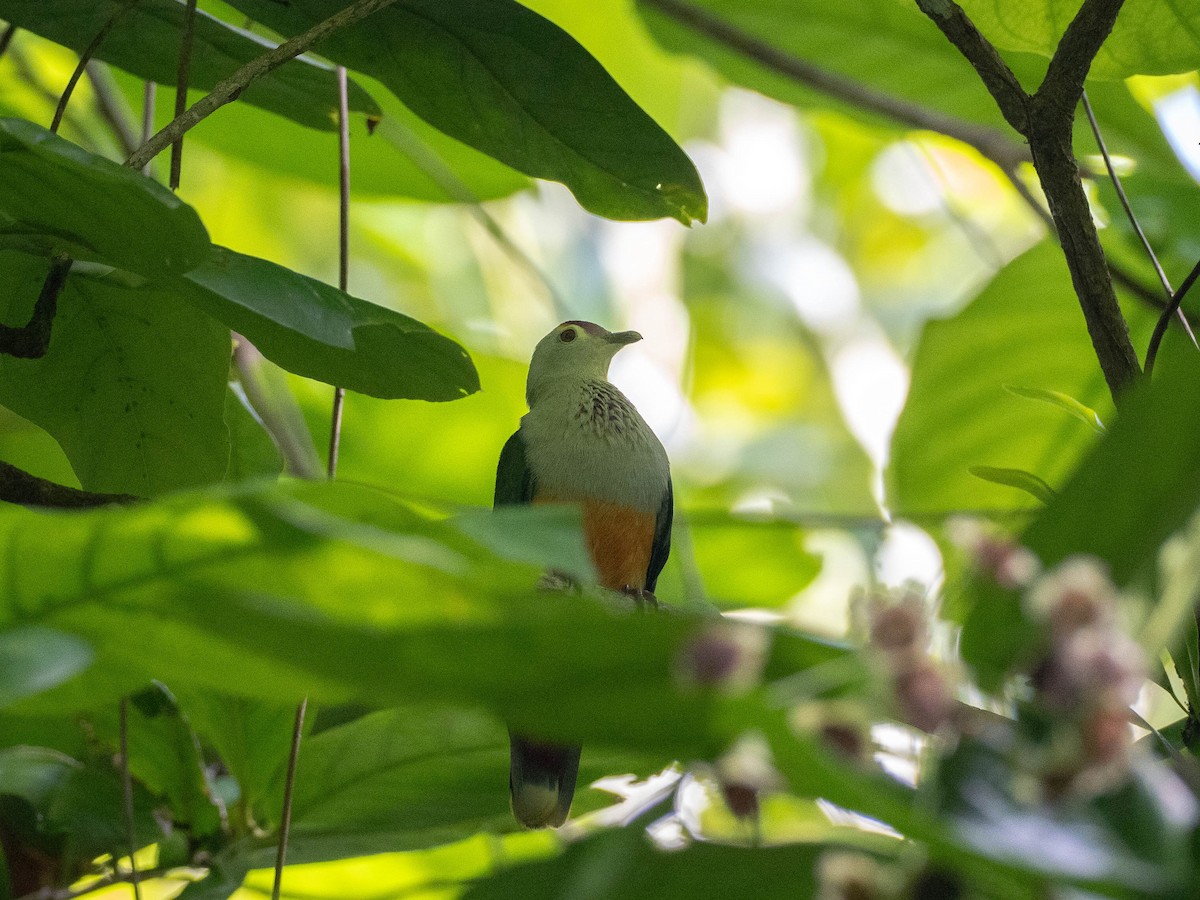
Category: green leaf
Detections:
[
  {"x1": 0, "y1": 0, "x2": 381, "y2": 131},
  {"x1": 281, "y1": 705, "x2": 511, "y2": 861},
  {"x1": 0, "y1": 627, "x2": 92, "y2": 710},
  {"x1": 170, "y1": 690, "x2": 298, "y2": 830},
  {"x1": 181, "y1": 247, "x2": 479, "y2": 401},
  {"x1": 889, "y1": 242, "x2": 1150, "y2": 517},
  {"x1": 0, "y1": 747, "x2": 161, "y2": 869},
  {"x1": 0, "y1": 117, "x2": 210, "y2": 276},
  {"x1": 91, "y1": 685, "x2": 223, "y2": 837},
  {"x1": 1003, "y1": 385, "x2": 1105, "y2": 433},
  {"x1": 454, "y1": 505, "x2": 595, "y2": 585},
  {"x1": 957, "y1": 0, "x2": 1200, "y2": 79},
  {"x1": 0, "y1": 252, "x2": 231, "y2": 496},
  {"x1": 968, "y1": 466, "x2": 1056, "y2": 505},
  {"x1": 0, "y1": 480, "x2": 847, "y2": 762},
  {"x1": 222, "y1": 0, "x2": 707, "y2": 224}
]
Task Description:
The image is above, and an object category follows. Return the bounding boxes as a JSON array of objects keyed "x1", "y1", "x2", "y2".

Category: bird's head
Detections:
[{"x1": 526, "y1": 320, "x2": 642, "y2": 405}]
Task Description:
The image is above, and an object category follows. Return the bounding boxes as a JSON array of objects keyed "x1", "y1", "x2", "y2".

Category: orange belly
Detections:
[{"x1": 534, "y1": 492, "x2": 655, "y2": 590}]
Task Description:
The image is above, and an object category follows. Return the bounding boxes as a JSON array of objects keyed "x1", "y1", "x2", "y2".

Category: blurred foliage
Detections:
[{"x1": 1, "y1": 0, "x2": 1200, "y2": 898}]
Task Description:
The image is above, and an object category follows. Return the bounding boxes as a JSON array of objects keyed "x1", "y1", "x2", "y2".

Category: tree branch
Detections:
[
  {"x1": 0, "y1": 254, "x2": 72, "y2": 359},
  {"x1": 915, "y1": 0, "x2": 1140, "y2": 398},
  {"x1": 0, "y1": 461, "x2": 137, "y2": 508},
  {"x1": 1036, "y1": 0, "x2": 1127, "y2": 120},
  {"x1": 912, "y1": 0, "x2": 1029, "y2": 133},
  {"x1": 125, "y1": 0, "x2": 399, "y2": 171},
  {"x1": 639, "y1": 0, "x2": 1029, "y2": 170}
]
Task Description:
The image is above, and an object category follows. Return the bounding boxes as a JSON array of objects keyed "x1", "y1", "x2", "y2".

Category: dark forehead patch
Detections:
[{"x1": 560, "y1": 320, "x2": 606, "y2": 336}]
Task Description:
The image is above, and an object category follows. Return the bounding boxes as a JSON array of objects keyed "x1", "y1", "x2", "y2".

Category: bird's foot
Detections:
[{"x1": 621, "y1": 585, "x2": 659, "y2": 612}]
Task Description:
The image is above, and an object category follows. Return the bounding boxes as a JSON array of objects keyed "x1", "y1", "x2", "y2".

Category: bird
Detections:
[{"x1": 494, "y1": 320, "x2": 673, "y2": 828}]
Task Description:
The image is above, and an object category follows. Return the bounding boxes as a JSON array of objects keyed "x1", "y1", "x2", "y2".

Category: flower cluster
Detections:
[
  {"x1": 1022, "y1": 556, "x2": 1145, "y2": 795},
  {"x1": 863, "y1": 586, "x2": 953, "y2": 734}
]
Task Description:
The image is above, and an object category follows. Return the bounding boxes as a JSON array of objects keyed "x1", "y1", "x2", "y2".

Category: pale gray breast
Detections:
[{"x1": 521, "y1": 380, "x2": 669, "y2": 513}]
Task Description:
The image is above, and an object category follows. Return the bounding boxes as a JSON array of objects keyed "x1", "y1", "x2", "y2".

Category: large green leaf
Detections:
[
  {"x1": 0, "y1": 481, "x2": 846, "y2": 760},
  {"x1": 0, "y1": 118, "x2": 210, "y2": 276},
  {"x1": 0, "y1": 0, "x2": 380, "y2": 131},
  {"x1": 0, "y1": 251, "x2": 231, "y2": 496},
  {"x1": 957, "y1": 0, "x2": 1200, "y2": 79},
  {"x1": 222, "y1": 0, "x2": 707, "y2": 224},
  {"x1": 181, "y1": 246, "x2": 479, "y2": 401},
  {"x1": 888, "y1": 242, "x2": 1154, "y2": 517}
]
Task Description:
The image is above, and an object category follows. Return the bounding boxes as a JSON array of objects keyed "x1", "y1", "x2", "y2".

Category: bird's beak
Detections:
[{"x1": 605, "y1": 330, "x2": 642, "y2": 346}]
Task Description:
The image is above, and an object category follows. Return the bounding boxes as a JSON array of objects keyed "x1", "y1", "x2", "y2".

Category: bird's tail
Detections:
[{"x1": 508, "y1": 733, "x2": 581, "y2": 828}]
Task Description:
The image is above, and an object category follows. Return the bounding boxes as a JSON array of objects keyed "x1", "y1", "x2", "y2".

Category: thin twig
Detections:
[
  {"x1": 0, "y1": 23, "x2": 17, "y2": 60},
  {"x1": 1081, "y1": 92, "x2": 1171, "y2": 296},
  {"x1": 85, "y1": 62, "x2": 139, "y2": 157},
  {"x1": 327, "y1": 66, "x2": 351, "y2": 481},
  {"x1": 271, "y1": 698, "x2": 308, "y2": 900},
  {"x1": 640, "y1": 0, "x2": 1029, "y2": 171},
  {"x1": 50, "y1": 0, "x2": 142, "y2": 133},
  {"x1": 1145, "y1": 258, "x2": 1200, "y2": 377},
  {"x1": 125, "y1": 0, "x2": 400, "y2": 171},
  {"x1": 170, "y1": 0, "x2": 198, "y2": 190},
  {"x1": 1081, "y1": 90, "x2": 1197, "y2": 352},
  {"x1": 119, "y1": 698, "x2": 142, "y2": 900}
]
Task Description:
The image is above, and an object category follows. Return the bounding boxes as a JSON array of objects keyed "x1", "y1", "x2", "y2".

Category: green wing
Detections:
[
  {"x1": 494, "y1": 429, "x2": 535, "y2": 506},
  {"x1": 645, "y1": 477, "x2": 673, "y2": 592}
]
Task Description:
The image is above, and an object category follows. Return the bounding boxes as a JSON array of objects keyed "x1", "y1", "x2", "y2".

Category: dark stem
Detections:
[
  {"x1": 1145, "y1": 258, "x2": 1200, "y2": 377},
  {"x1": 327, "y1": 68, "x2": 351, "y2": 480},
  {"x1": 641, "y1": 0, "x2": 1029, "y2": 170},
  {"x1": 119, "y1": 698, "x2": 142, "y2": 900},
  {"x1": 125, "y1": 0, "x2": 400, "y2": 171},
  {"x1": 1035, "y1": 0, "x2": 1127, "y2": 118},
  {"x1": 271, "y1": 698, "x2": 308, "y2": 900},
  {"x1": 1028, "y1": 130, "x2": 1140, "y2": 396},
  {"x1": 50, "y1": 0, "x2": 141, "y2": 133},
  {"x1": 0, "y1": 460, "x2": 137, "y2": 508},
  {"x1": 0, "y1": 23, "x2": 17, "y2": 60},
  {"x1": 912, "y1": 0, "x2": 1029, "y2": 132},
  {"x1": 0, "y1": 254, "x2": 72, "y2": 359},
  {"x1": 170, "y1": 0, "x2": 198, "y2": 190}
]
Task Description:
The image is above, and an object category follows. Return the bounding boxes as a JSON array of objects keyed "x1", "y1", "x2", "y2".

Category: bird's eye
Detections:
[{"x1": 559, "y1": 329, "x2": 577, "y2": 343}]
